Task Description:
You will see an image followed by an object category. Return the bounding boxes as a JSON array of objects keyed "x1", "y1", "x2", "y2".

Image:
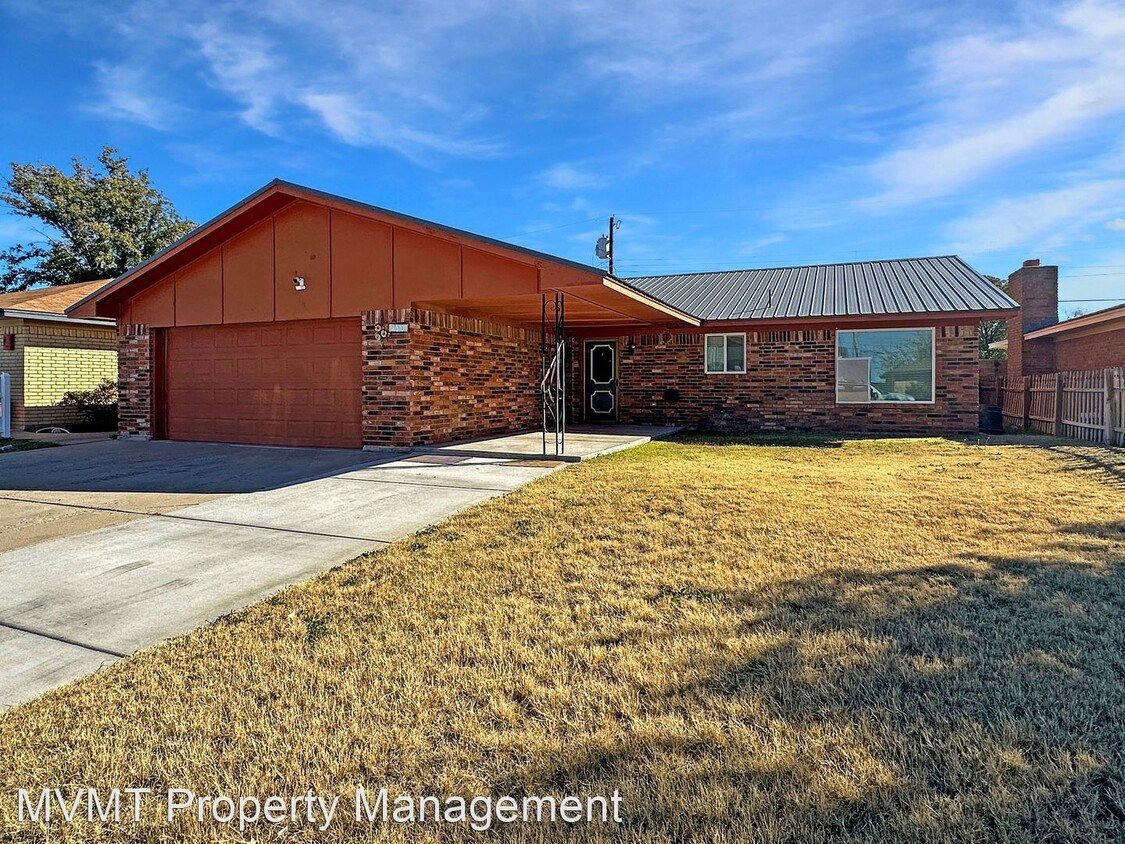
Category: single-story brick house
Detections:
[
  {"x1": 1, "y1": 280, "x2": 117, "y2": 431},
  {"x1": 993, "y1": 259, "x2": 1125, "y2": 377},
  {"x1": 68, "y1": 181, "x2": 1017, "y2": 449}
]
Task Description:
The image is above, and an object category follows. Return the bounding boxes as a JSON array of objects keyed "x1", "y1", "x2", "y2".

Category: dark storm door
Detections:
[{"x1": 584, "y1": 340, "x2": 618, "y2": 422}]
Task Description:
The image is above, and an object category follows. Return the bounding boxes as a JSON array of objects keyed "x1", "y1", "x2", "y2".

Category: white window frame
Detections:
[
  {"x1": 834, "y1": 327, "x2": 936, "y2": 405},
  {"x1": 703, "y1": 333, "x2": 746, "y2": 374}
]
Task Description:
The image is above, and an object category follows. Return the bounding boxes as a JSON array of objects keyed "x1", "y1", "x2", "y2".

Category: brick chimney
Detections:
[{"x1": 1006, "y1": 258, "x2": 1058, "y2": 378}]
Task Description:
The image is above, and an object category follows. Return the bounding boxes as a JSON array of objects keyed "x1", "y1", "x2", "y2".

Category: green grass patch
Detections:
[{"x1": 0, "y1": 438, "x2": 57, "y2": 454}]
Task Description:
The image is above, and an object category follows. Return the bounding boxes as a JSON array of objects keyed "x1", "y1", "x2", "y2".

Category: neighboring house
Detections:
[
  {"x1": 0, "y1": 280, "x2": 117, "y2": 431},
  {"x1": 994, "y1": 259, "x2": 1125, "y2": 377},
  {"x1": 68, "y1": 180, "x2": 1016, "y2": 449}
]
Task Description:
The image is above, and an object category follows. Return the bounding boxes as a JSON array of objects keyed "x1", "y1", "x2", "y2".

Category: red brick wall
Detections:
[
  {"x1": 117, "y1": 324, "x2": 153, "y2": 439},
  {"x1": 600, "y1": 325, "x2": 979, "y2": 435},
  {"x1": 361, "y1": 310, "x2": 413, "y2": 447},
  {"x1": 1053, "y1": 326, "x2": 1125, "y2": 371},
  {"x1": 362, "y1": 310, "x2": 540, "y2": 448},
  {"x1": 120, "y1": 311, "x2": 981, "y2": 446}
]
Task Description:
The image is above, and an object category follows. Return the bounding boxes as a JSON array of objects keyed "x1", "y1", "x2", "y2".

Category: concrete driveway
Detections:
[{"x1": 0, "y1": 439, "x2": 561, "y2": 709}]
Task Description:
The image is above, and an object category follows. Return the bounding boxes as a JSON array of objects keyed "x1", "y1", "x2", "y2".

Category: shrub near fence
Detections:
[{"x1": 981, "y1": 367, "x2": 1125, "y2": 445}]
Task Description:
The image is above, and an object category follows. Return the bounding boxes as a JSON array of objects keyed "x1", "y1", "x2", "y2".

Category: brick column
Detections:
[
  {"x1": 361, "y1": 309, "x2": 415, "y2": 449},
  {"x1": 118, "y1": 324, "x2": 153, "y2": 439},
  {"x1": 1006, "y1": 259, "x2": 1058, "y2": 378}
]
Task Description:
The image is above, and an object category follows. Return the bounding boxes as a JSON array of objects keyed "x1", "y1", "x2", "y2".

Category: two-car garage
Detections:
[{"x1": 161, "y1": 318, "x2": 362, "y2": 449}]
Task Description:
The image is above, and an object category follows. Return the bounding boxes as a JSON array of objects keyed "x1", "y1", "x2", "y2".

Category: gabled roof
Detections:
[
  {"x1": 67, "y1": 179, "x2": 607, "y2": 318},
  {"x1": 623, "y1": 256, "x2": 1017, "y2": 321},
  {"x1": 0, "y1": 280, "x2": 114, "y2": 324}
]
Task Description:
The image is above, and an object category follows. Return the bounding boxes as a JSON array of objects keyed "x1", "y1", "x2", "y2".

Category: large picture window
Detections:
[
  {"x1": 836, "y1": 328, "x2": 934, "y2": 403},
  {"x1": 704, "y1": 334, "x2": 746, "y2": 373}
]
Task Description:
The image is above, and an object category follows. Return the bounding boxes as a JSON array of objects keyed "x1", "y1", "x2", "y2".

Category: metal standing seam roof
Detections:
[{"x1": 621, "y1": 256, "x2": 1017, "y2": 321}]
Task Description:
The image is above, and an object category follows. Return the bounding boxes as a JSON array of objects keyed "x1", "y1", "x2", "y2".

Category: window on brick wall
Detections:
[
  {"x1": 704, "y1": 334, "x2": 746, "y2": 373},
  {"x1": 836, "y1": 328, "x2": 934, "y2": 403}
]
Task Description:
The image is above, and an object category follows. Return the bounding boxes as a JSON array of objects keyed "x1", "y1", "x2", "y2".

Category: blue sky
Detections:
[{"x1": 2, "y1": 0, "x2": 1124, "y2": 315}]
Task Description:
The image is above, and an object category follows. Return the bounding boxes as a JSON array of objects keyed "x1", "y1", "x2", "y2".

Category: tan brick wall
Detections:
[
  {"x1": 0, "y1": 318, "x2": 117, "y2": 430},
  {"x1": 23, "y1": 347, "x2": 117, "y2": 404},
  {"x1": 0, "y1": 318, "x2": 24, "y2": 429}
]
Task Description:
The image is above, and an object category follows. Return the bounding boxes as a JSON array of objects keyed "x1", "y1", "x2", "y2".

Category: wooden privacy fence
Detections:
[{"x1": 982, "y1": 368, "x2": 1125, "y2": 445}]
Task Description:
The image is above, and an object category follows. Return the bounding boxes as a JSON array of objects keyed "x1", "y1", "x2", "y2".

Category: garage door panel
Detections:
[{"x1": 165, "y1": 318, "x2": 361, "y2": 448}]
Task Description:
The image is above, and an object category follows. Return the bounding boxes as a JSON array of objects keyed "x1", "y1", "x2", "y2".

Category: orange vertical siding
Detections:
[
  {"x1": 330, "y1": 210, "x2": 394, "y2": 316},
  {"x1": 462, "y1": 246, "x2": 538, "y2": 298},
  {"x1": 392, "y1": 228, "x2": 461, "y2": 307},
  {"x1": 109, "y1": 189, "x2": 598, "y2": 326},
  {"x1": 274, "y1": 201, "x2": 331, "y2": 322},
  {"x1": 222, "y1": 217, "x2": 274, "y2": 324},
  {"x1": 539, "y1": 261, "x2": 603, "y2": 291},
  {"x1": 174, "y1": 249, "x2": 222, "y2": 326},
  {"x1": 130, "y1": 276, "x2": 175, "y2": 326}
]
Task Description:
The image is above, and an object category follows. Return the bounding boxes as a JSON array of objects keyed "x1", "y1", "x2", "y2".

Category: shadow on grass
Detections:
[
  {"x1": 671, "y1": 432, "x2": 980, "y2": 449},
  {"x1": 671, "y1": 431, "x2": 849, "y2": 448},
  {"x1": 1044, "y1": 446, "x2": 1125, "y2": 490},
  {"x1": 499, "y1": 521, "x2": 1125, "y2": 841}
]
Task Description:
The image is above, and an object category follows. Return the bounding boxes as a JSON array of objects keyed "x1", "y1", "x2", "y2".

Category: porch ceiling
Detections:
[{"x1": 416, "y1": 278, "x2": 700, "y2": 331}]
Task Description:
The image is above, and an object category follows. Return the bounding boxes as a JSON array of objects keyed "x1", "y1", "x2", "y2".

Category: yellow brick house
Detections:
[{"x1": 0, "y1": 280, "x2": 117, "y2": 431}]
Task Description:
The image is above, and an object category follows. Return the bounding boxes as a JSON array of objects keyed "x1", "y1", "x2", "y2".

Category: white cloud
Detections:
[
  {"x1": 1107, "y1": 218, "x2": 1125, "y2": 231},
  {"x1": 948, "y1": 178, "x2": 1125, "y2": 253},
  {"x1": 540, "y1": 163, "x2": 598, "y2": 191},
  {"x1": 191, "y1": 23, "x2": 280, "y2": 134},
  {"x1": 858, "y1": 0, "x2": 1125, "y2": 211},
  {"x1": 299, "y1": 92, "x2": 502, "y2": 161},
  {"x1": 90, "y1": 62, "x2": 176, "y2": 130},
  {"x1": 737, "y1": 233, "x2": 786, "y2": 255},
  {"x1": 75, "y1": 0, "x2": 890, "y2": 164}
]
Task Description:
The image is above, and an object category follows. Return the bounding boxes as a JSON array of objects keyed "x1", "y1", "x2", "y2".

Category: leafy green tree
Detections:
[
  {"x1": 0, "y1": 147, "x2": 194, "y2": 291},
  {"x1": 979, "y1": 274, "x2": 1009, "y2": 359}
]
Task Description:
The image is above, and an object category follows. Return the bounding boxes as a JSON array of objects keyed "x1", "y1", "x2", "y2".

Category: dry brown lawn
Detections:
[{"x1": 1, "y1": 436, "x2": 1124, "y2": 843}]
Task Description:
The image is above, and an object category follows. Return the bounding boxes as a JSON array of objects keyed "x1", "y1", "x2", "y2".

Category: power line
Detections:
[{"x1": 501, "y1": 216, "x2": 607, "y2": 239}]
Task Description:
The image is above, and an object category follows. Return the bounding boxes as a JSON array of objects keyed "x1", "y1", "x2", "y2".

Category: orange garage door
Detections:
[{"x1": 163, "y1": 319, "x2": 362, "y2": 449}]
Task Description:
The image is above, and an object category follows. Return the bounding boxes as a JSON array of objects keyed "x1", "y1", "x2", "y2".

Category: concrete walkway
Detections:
[
  {"x1": 416, "y1": 424, "x2": 682, "y2": 462},
  {"x1": 0, "y1": 428, "x2": 672, "y2": 709}
]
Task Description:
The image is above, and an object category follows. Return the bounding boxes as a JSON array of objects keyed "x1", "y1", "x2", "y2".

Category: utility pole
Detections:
[
  {"x1": 608, "y1": 215, "x2": 615, "y2": 276},
  {"x1": 595, "y1": 216, "x2": 621, "y2": 275}
]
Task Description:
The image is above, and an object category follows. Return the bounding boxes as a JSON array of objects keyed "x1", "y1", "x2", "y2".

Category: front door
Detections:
[{"x1": 584, "y1": 340, "x2": 617, "y2": 422}]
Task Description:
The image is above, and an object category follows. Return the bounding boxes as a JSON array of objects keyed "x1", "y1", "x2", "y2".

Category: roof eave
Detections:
[
  {"x1": 0, "y1": 308, "x2": 115, "y2": 326},
  {"x1": 697, "y1": 307, "x2": 1017, "y2": 330},
  {"x1": 65, "y1": 180, "x2": 292, "y2": 318},
  {"x1": 1023, "y1": 306, "x2": 1125, "y2": 340},
  {"x1": 602, "y1": 276, "x2": 701, "y2": 326}
]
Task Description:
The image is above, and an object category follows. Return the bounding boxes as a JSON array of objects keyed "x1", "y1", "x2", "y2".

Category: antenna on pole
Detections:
[{"x1": 594, "y1": 216, "x2": 621, "y2": 275}]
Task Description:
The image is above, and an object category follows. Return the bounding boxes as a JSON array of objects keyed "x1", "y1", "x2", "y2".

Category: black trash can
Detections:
[{"x1": 979, "y1": 404, "x2": 1004, "y2": 434}]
